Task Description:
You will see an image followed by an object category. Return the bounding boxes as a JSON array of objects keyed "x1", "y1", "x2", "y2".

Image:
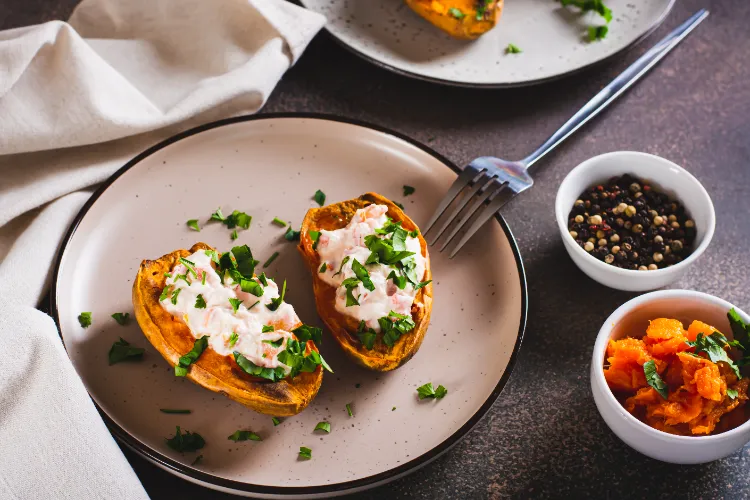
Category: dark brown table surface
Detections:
[{"x1": 9, "y1": 0, "x2": 750, "y2": 498}]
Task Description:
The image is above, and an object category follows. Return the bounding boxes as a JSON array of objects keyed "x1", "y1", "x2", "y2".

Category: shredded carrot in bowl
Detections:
[{"x1": 604, "y1": 316, "x2": 750, "y2": 436}]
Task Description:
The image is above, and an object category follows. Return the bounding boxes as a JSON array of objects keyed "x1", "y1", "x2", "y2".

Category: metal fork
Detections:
[{"x1": 424, "y1": 9, "x2": 709, "y2": 258}]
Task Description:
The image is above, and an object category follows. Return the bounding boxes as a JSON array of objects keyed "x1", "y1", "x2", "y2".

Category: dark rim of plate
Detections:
[
  {"x1": 296, "y1": 0, "x2": 676, "y2": 89},
  {"x1": 50, "y1": 113, "x2": 528, "y2": 496}
]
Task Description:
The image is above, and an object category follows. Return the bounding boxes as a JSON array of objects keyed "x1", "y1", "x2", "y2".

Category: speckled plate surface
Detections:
[
  {"x1": 52, "y1": 114, "x2": 526, "y2": 498},
  {"x1": 300, "y1": 0, "x2": 675, "y2": 87}
]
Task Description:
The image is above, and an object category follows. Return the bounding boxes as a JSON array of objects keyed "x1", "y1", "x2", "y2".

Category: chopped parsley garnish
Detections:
[
  {"x1": 448, "y1": 7, "x2": 465, "y2": 19},
  {"x1": 687, "y1": 332, "x2": 741, "y2": 379},
  {"x1": 210, "y1": 208, "x2": 251, "y2": 231},
  {"x1": 204, "y1": 249, "x2": 220, "y2": 265},
  {"x1": 395, "y1": 201, "x2": 405, "y2": 210},
  {"x1": 267, "y1": 280, "x2": 286, "y2": 311},
  {"x1": 313, "y1": 189, "x2": 326, "y2": 206},
  {"x1": 234, "y1": 351, "x2": 285, "y2": 382},
  {"x1": 319, "y1": 262, "x2": 327, "y2": 273},
  {"x1": 170, "y1": 288, "x2": 182, "y2": 305},
  {"x1": 228, "y1": 430, "x2": 262, "y2": 442},
  {"x1": 346, "y1": 403, "x2": 353, "y2": 417},
  {"x1": 248, "y1": 300, "x2": 260, "y2": 310},
  {"x1": 560, "y1": 0, "x2": 612, "y2": 22},
  {"x1": 233, "y1": 335, "x2": 331, "y2": 382},
  {"x1": 201, "y1": 272, "x2": 207, "y2": 285},
  {"x1": 258, "y1": 273, "x2": 269, "y2": 286},
  {"x1": 263, "y1": 338, "x2": 284, "y2": 348},
  {"x1": 159, "y1": 285, "x2": 172, "y2": 302},
  {"x1": 299, "y1": 446, "x2": 312, "y2": 459},
  {"x1": 643, "y1": 360, "x2": 668, "y2": 399},
  {"x1": 284, "y1": 225, "x2": 301, "y2": 241},
  {"x1": 230, "y1": 230, "x2": 238, "y2": 241},
  {"x1": 175, "y1": 336, "x2": 208, "y2": 377},
  {"x1": 228, "y1": 332, "x2": 239, "y2": 348},
  {"x1": 240, "y1": 278, "x2": 264, "y2": 297},
  {"x1": 314, "y1": 421, "x2": 331, "y2": 433},
  {"x1": 357, "y1": 320, "x2": 377, "y2": 350},
  {"x1": 403, "y1": 185, "x2": 415, "y2": 197},
  {"x1": 263, "y1": 252, "x2": 279, "y2": 268},
  {"x1": 272, "y1": 417, "x2": 281, "y2": 426},
  {"x1": 165, "y1": 426, "x2": 205, "y2": 453},
  {"x1": 351, "y1": 259, "x2": 375, "y2": 291},
  {"x1": 160, "y1": 409, "x2": 192, "y2": 414},
  {"x1": 417, "y1": 382, "x2": 448, "y2": 400},
  {"x1": 111, "y1": 312, "x2": 129, "y2": 325},
  {"x1": 228, "y1": 298, "x2": 243, "y2": 314},
  {"x1": 414, "y1": 280, "x2": 432, "y2": 290},
  {"x1": 210, "y1": 208, "x2": 226, "y2": 222},
  {"x1": 194, "y1": 294, "x2": 206, "y2": 309},
  {"x1": 363, "y1": 234, "x2": 414, "y2": 266},
  {"x1": 177, "y1": 258, "x2": 195, "y2": 274},
  {"x1": 728, "y1": 308, "x2": 750, "y2": 351},
  {"x1": 333, "y1": 256, "x2": 350, "y2": 276},
  {"x1": 476, "y1": 0, "x2": 492, "y2": 19},
  {"x1": 379, "y1": 311, "x2": 416, "y2": 347},
  {"x1": 728, "y1": 388, "x2": 739, "y2": 400},
  {"x1": 291, "y1": 324, "x2": 323, "y2": 345},
  {"x1": 78, "y1": 312, "x2": 92, "y2": 328},
  {"x1": 506, "y1": 43, "x2": 522, "y2": 54},
  {"x1": 345, "y1": 284, "x2": 360, "y2": 307},
  {"x1": 387, "y1": 270, "x2": 407, "y2": 290},
  {"x1": 272, "y1": 217, "x2": 287, "y2": 227},
  {"x1": 174, "y1": 273, "x2": 190, "y2": 285},
  {"x1": 588, "y1": 25, "x2": 608, "y2": 41},
  {"x1": 262, "y1": 325, "x2": 275, "y2": 333},
  {"x1": 187, "y1": 219, "x2": 200, "y2": 231},
  {"x1": 108, "y1": 337, "x2": 145, "y2": 365},
  {"x1": 309, "y1": 230, "x2": 321, "y2": 250}
]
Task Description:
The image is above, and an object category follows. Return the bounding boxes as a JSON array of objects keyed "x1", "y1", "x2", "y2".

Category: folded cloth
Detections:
[{"x1": 0, "y1": 1, "x2": 325, "y2": 498}]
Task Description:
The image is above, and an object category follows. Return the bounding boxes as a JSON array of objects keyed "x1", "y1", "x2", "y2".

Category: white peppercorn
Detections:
[{"x1": 584, "y1": 241, "x2": 595, "y2": 252}]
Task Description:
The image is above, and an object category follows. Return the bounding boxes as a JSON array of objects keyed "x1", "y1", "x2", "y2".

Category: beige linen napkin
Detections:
[{"x1": 0, "y1": 0, "x2": 325, "y2": 498}]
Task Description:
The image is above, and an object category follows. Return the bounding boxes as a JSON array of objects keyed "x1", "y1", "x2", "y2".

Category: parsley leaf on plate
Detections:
[
  {"x1": 299, "y1": 446, "x2": 312, "y2": 459},
  {"x1": 403, "y1": 185, "x2": 415, "y2": 197},
  {"x1": 272, "y1": 417, "x2": 282, "y2": 426},
  {"x1": 78, "y1": 312, "x2": 92, "y2": 328},
  {"x1": 346, "y1": 403, "x2": 353, "y2": 417},
  {"x1": 291, "y1": 324, "x2": 323, "y2": 345},
  {"x1": 643, "y1": 360, "x2": 668, "y2": 399},
  {"x1": 228, "y1": 430, "x2": 262, "y2": 442},
  {"x1": 272, "y1": 217, "x2": 287, "y2": 227},
  {"x1": 263, "y1": 252, "x2": 279, "y2": 268},
  {"x1": 111, "y1": 312, "x2": 129, "y2": 325},
  {"x1": 166, "y1": 426, "x2": 205, "y2": 453},
  {"x1": 506, "y1": 43, "x2": 522, "y2": 54},
  {"x1": 313, "y1": 190, "x2": 326, "y2": 206},
  {"x1": 108, "y1": 337, "x2": 145, "y2": 365},
  {"x1": 588, "y1": 25, "x2": 609, "y2": 41},
  {"x1": 160, "y1": 409, "x2": 191, "y2": 414},
  {"x1": 417, "y1": 382, "x2": 448, "y2": 400},
  {"x1": 314, "y1": 422, "x2": 331, "y2": 433},
  {"x1": 187, "y1": 219, "x2": 200, "y2": 232}
]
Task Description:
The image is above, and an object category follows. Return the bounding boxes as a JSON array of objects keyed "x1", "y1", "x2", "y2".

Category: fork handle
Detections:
[{"x1": 520, "y1": 9, "x2": 709, "y2": 169}]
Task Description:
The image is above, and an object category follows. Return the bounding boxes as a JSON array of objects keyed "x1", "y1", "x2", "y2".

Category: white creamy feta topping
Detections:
[
  {"x1": 315, "y1": 204, "x2": 426, "y2": 331},
  {"x1": 161, "y1": 250, "x2": 297, "y2": 372}
]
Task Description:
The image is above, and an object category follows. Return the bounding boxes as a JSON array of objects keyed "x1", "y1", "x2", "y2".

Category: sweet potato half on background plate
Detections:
[
  {"x1": 405, "y1": 0, "x2": 504, "y2": 40},
  {"x1": 298, "y1": 193, "x2": 433, "y2": 372},
  {"x1": 132, "y1": 242, "x2": 323, "y2": 416}
]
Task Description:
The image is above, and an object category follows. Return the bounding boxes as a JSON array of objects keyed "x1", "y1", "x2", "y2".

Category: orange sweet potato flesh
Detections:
[
  {"x1": 605, "y1": 317, "x2": 749, "y2": 435},
  {"x1": 298, "y1": 193, "x2": 433, "y2": 372},
  {"x1": 132, "y1": 243, "x2": 323, "y2": 416}
]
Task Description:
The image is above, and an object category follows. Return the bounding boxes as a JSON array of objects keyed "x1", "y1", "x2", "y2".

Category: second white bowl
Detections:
[{"x1": 555, "y1": 152, "x2": 715, "y2": 291}]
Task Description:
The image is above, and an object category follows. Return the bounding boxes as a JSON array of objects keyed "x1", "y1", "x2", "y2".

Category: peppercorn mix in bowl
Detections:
[
  {"x1": 591, "y1": 290, "x2": 750, "y2": 464},
  {"x1": 555, "y1": 152, "x2": 715, "y2": 291}
]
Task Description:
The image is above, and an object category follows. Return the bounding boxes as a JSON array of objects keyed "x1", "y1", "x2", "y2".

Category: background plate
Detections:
[
  {"x1": 53, "y1": 115, "x2": 526, "y2": 497},
  {"x1": 299, "y1": 0, "x2": 674, "y2": 87}
]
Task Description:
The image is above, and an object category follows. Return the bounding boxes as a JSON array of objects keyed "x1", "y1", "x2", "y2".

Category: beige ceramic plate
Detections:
[
  {"x1": 300, "y1": 0, "x2": 675, "y2": 87},
  {"x1": 52, "y1": 115, "x2": 526, "y2": 498}
]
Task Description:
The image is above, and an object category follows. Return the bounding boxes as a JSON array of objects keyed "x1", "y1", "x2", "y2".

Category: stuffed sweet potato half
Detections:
[
  {"x1": 405, "y1": 0, "x2": 504, "y2": 40},
  {"x1": 132, "y1": 242, "x2": 329, "y2": 416},
  {"x1": 298, "y1": 193, "x2": 433, "y2": 372}
]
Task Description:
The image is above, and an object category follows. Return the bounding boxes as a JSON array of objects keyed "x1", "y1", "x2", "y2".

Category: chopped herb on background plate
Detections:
[
  {"x1": 588, "y1": 25, "x2": 609, "y2": 41},
  {"x1": 263, "y1": 252, "x2": 280, "y2": 268},
  {"x1": 187, "y1": 219, "x2": 200, "y2": 231},
  {"x1": 395, "y1": 201, "x2": 405, "y2": 210},
  {"x1": 230, "y1": 230, "x2": 238, "y2": 241},
  {"x1": 108, "y1": 338, "x2": 145, "y2": 365},
  {"x1": 228, "y1": 430, "x2": 262, "y2": 442},
  {"x1": 111, "y1": 312, "x2": 129, "y2": 325},
  {"x1": 506, "y1": 43, "x2": 522, "y2": 54},
  {"x1": 403, "y1": 185, "x2": 415, "y2": 197},
  {"x1": 272, "y1": 217, "x2": 287, "y2": 227},
  {"x1": 392, "y1": 406, "x2": 396, "y2": 411},
  {"x1": 299, "y1": 446, "x2": 312, "y2": 459},
  {"x1": 166, "y1": 426, "x2": 205, "y2": 453},
  {"x1": 160, "y1": 409, "x2": 192, "y2": 414},
  {"x1": 313, "y1": 189, "x2": 326, "y2": 206},
  {"x1": 417, "y1": 382, "x2": 448, "y2": 400},
  {"x1": 314, "y1": 421, "x2": 331, "y2": 433},
  {"x1": 272, "y1": 417, "x2": 282, "y2": 426},
  {"x1": 78, "y1": 312, "x2": 92, "y2": 328},
  {"x1": 285, "y1": 225, "x2": 301, "y2": 241},
  {"x1": 346, "y1": 403, "x2": 353, "y2": 417}
]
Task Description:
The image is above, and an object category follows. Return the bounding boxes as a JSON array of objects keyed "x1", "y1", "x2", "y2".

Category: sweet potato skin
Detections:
[
  {"x1": 405, "y1": 0, "x2": 504, "y2": 40},
  {"x1": 132, "y1": 242, "x2": 323, "y2": 416},
  {"x1": 298, "y1": 193, "x2": 433, "y2": 372}
]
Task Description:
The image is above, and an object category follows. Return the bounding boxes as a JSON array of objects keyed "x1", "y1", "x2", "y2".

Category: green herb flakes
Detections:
[
  {"x1": 314, "y1": 421, "x2": 331, "y2": 433},
  {"x1": 263, "y1": 252, "x2": 279, "y2": 268},
  {"x1": 728, "y1": 388, "x2": 739, "y2": 400},
  {"x1": 417, "y1": 382, "x2": 448, "y2": 400},
  {"x1": 228, "y1": 298, "x2": 243, "y2": 314},
  {"x1": 351, "y1": 259, "x2": 375, "y2": 291},
  {"x1": 108, "y1": 337, "x2": 145, "y2": 365},
  {"x1": 392, "y1": 406, "x2": 396, "y2": 411},
  {"x1": 272, "y1": 217, "x2": 287, "y2": 227},
  {"x1": 333, "y1": 256, "x2": 350, "y2": 276},
  {"x1": 78, "y1": 312, "x2": 92, "y2": 328},
  {"x1": 170, "y1": 288, "x2": 182, "y2": 305},
  {"x1": 160, "y1": 409, "x2": 191, "y2": 414},
  {"x1": 272, "y1": 417, "x2": 281, "y2": 426},
  {"x1": 506, "y1": 43, "x2": 522, "y2": 54},
  {"x1": 313, "y1": 190, "x2": 326, "y2": 206},
  {"x1": 643, "y1": 360, "x2": 669, "y2": 399},
  {"x1": 267, "y1": 280, "x2": 286, "y2": 311},
  {"x1": 687, "y1": 332, "x2": 742, "y2": 379},
  {"x1": 395, "y1": 201, "x2": 405, "y2": 210},
  {"x1": 346, "y1": 403, "x2": 353, "y2": 417},
  {"x1": 187, "y1": 219, "x2": 200, "y2": 231},
  {"x1": 588, "y1": 25, "x2": 609, "y2": 41},
  {"x1": 228, "y1": 332, "x2": 239, "y2": 348},
  {"x1": 299, "y1": 446, "x2": 312, "y2": 459},
  {"x1": 403, "y1": 185, "x2": 415, "y2": 197},
  {"x1": 291, "y1": 324, "x2": 323, "y2": 345},
  {"x1": 175, "y1": 336, "x2": 208, "y2": 377},
  {"x1": 448, "y1": 7, "x2": 465, "y2": 19},
  {"x1": 166, "y1": 426, "x2": 205, "y2": 453},
  {"x1": 262, "y1": 325, "x2": 275, "y2": 333},
  {"x1": 319, "y1": 262, "x2": 327, "y2": 273},
  {"x1": 230, "y1": 230, "x2": 239, "y2": 241},
  {"x1": 194, "y1": 294, "x2": 206, "y2": 309},
  {"x1": 285, "y1": 226, "x2": 301, "y2": 242},
  {"x1": 228, "y1": 430, "x2": 261, "y2": 442},
  {"x1": 357, "y1": 320, "x2": 377, "y2": 350},
  {"x1": 111, "y1": 312, "x2": 129, "y2": 325}
]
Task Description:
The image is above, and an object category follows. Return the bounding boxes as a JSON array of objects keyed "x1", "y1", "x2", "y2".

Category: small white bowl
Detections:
[
  {"x1": 591, "y1": 290, "x2": 750, "y2": 464},
  {"x1": 555, "y1": 151, "x2": 716, "y2": 291}
]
